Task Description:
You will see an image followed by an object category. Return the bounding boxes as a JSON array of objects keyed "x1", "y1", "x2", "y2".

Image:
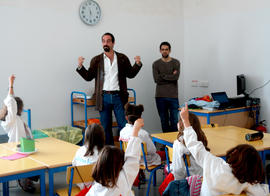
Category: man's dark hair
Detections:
[
  {"x1": 102, "y1": 32, "x2": 115, "y2": 43},
  {"x1": 160, "y1": 41, "x2": 171, "y2": 50}
]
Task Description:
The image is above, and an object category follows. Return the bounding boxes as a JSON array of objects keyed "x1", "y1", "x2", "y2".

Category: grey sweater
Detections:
[{"x1": 152, "y1": 58, "x2": 180, "y2": 98}]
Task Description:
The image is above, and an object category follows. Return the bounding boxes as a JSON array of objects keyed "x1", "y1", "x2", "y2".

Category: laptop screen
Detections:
[{"x1": 211, "y1": 92, "x2": 229, "y2": 104}]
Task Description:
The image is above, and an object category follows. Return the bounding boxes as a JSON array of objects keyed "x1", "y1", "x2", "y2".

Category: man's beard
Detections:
[
  {"x1": 103, "y1": 45, "x2": 110, "y2": 52},
  {"x1": 162, "y1": 54, "x2": 169, "y2": 58}
]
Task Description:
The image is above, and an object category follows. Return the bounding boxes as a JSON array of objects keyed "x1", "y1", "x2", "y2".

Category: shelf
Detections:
[
  {"x1": 72, "y1": 98, "x2": 96, "y2": 105},
  {"x1": 71, "y1": 89, "x2": 136, "y2": 143},
  {"x1": 73, "y1": 120, "x2": 118, "y2": 129},
  {"x1": 72, "y1": 97, "x2": 135, "y2": 106}
]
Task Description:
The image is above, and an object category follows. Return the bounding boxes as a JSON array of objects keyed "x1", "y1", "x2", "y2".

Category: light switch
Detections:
[{"x1": 199, "y1": 81, "x2": 209, "y2": 87}]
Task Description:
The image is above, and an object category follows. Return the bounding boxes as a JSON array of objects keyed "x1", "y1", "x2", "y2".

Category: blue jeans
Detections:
[
  {"x1": 100, "y1": 93, "x2": 127, "y2": 145},
  {"x1": 155, "y1": 97, "x2": 179, "y2": 133}
]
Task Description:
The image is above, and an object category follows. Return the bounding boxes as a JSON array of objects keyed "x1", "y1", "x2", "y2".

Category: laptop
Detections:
[{"x1": 211, "y1": 92, "x2": 231, "y2": 110}]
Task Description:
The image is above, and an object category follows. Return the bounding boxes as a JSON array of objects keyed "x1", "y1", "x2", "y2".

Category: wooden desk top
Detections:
[
  {"x1": 0, "y1": 146, "x2": 46, "y2": 177},
  {"x1": 1, "y1": 137, "x2": 79, "y2": 168},
  {"x1": 151, "y1": 126, "x2": 270, "y2": 157},
  {"x1": 186, "y1": 106, "x2": 258, "y2": 114}
]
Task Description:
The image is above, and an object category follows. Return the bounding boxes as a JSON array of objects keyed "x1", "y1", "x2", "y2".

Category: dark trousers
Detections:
[
  {"x1": 155, "y1": 97, "x2": 179, "y2": 133},
  {"x1": 100, "y1": 93, "x2": 127, "y2": 145}
]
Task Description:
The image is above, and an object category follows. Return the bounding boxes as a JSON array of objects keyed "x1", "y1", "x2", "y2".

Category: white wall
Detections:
[
  {"x1": 0, "y1": 0, "x2": 184, "y2": 133},
  {"x1": 183, "y1": 0, "x2": 270, "y2": 130},
  {"x1": 1, "y1": 0, "x2": 269, "y2": 135}
]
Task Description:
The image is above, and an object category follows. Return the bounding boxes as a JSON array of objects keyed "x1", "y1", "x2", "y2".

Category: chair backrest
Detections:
[
  {"x1": 120, "y1": 140, "x2": 147, "y2": 156},
  {"x1": 201, "y1": 123, "x2": 218, "y2": 128},
  {"x1": 23, "y1": 109, "x2": 31, "y2": 129},
  {"x1": 183, "y1": 154, "x2": 190, "y2": 177},
  {"x1": 165, "y1": 146, "x2": 190, "y2": 176},
  {"x1": 66, "y1": 164, "x2": 94, "y2": 185},
  {"x1": 165, "y1": 146, "x2": 173, "y2": 173},
  {"x1": 127, "y1": 88, "x2": 136, "y2": 104},
  {"x1": 167, "y1": 146, "x2": 173, "y2": 162}
]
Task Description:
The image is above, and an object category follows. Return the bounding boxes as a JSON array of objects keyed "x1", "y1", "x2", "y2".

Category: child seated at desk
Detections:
[
  {"x1": 86, "y1": 118, "x2": 143, "y2": 196},
  {"x1": 0, "y1": 75, "x2": 36, "y2": 193},
  {"x1": 72, "y1": 123, "x2": 105, "y2": 190},
  {"x1": 119, "y1": 103, "x2": 162, "y2": 166},
  {"x1": 180, "y1": 104, "x2": 269, "y2": 196},
  {"x1": 0, "y1": 75, "x2": 33, "y2": 142},
  {"x1": 171, "y1": 112, "x2": 210, "y2": 180},
  {"x1": 119, "y1": 103, "x2": 163, "y2": 186}
]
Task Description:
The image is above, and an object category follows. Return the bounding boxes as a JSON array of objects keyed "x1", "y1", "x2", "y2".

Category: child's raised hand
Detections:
[
  {"x1": 180, "y1": 103, "x2": 190, "y2": 127},
  {"x1": 9, "y1": 75, "x2": 15, "y2": 85},
  {"x1": 132, "y1": 118, "x2": 144, "y2": 137}
]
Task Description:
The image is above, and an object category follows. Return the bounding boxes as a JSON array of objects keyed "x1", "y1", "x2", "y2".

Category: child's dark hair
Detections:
[
  {"x1": 124, "y1": 103, "x2": 144, "y2": 125},
  {"x1": 177, "y1": 112, "x2": 210, "y2": 151},
  {"x1": 84, "y1": 123, "x2": 105, "y2": 157},
  {"x1": 226, "y1": 144, "x2": 265, "y2": 184},
  {"x1": 14, "y1": 97, "x2": 23, "y2": 116},
  {"x1": 92, "y1": 146, "x2": 125, "y2": 188}
]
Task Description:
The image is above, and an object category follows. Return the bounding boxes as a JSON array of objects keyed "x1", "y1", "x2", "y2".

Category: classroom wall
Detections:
[
  {"x1": 1, "y1": 0, "x2": 269, "y2": 135},
  {"x1": 0, "y1": 0, "x2": 184, "y2": 133},
  {"x1": 182, "y1": 0, "x2": 270, "y2": 130}
]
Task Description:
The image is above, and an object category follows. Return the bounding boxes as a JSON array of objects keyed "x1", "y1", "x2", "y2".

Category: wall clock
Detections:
[{"x1": 79, "y1": 0, "x2": 101, "y2": 25}]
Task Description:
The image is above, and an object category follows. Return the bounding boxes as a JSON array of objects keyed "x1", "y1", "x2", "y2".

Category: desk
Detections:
[
  {"x1": 151, "y1": 126, "x2": 270, "y2": 159},
  {"x1": 0, "y1": 145, "x2": 46, "y2": 196},
  {"x1": 31, "y1": 137, "x2": 79, "y2": 196},
  {"x1": 2, "y1": 137, "x2": 79, "y2": 196},
  {"x1": 188, "y1": 106, "x2": 259, "y2": 129}
]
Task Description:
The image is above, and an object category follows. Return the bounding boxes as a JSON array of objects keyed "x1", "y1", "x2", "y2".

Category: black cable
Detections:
[{"x1": 247, "y1": 80, "x2": 270, "y2": 96}]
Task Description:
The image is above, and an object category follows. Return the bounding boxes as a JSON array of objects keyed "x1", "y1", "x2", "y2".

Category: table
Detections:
[
  {"x1": 1, "y1": 137, "x2": 79, "y2": 196},
  {"x1": 188, "y1": 106, "x2": 259, "y2": 129},
  {"x1": 30, "y1": 137, "x2": 79, "y2": 196},
  {"x1": 151, "y1": 126, "x2": 270, "y2": 160},
  {"x1": 0, "y1": 145, "x2": 46, "y2": 196}
]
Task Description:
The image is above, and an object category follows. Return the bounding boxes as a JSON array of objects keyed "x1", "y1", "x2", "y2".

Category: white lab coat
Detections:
[
  {"x1": 86, "y1": 136, "x2": 141, "y2": 196},
  {"x1": 172, "y1": 139, "x2": 203, "y2": 180},
  {"x1": 183, "y1": 126, "x2": 269, "y2": 196},
  {"x1": 72, "y1": 146, "x2": 99, "y2": 190},
  {"x1": 120, "y1": 123, "x2": 161, "y2": 166},
  {"x1": 1, "y1": 94, "x2": 32, "y2": 143}
]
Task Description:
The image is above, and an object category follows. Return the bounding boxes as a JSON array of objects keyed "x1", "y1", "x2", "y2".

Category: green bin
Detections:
[{"x1": 39, "y1": 126, "x2": 83, "y2": 144}]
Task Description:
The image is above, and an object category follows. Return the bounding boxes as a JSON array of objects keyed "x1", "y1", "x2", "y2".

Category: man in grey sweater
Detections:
[{"x1": 152, "y1": 42, "x2": 180, "y2": 133}]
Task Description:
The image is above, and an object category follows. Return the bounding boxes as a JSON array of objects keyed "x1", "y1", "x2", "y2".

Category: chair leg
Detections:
[
  {"x1": 153, "y1": 170, "x2": 157, "y2": 186},
  {"x1": 146, "y1": 171, "x2": 154, "y2": 196}
]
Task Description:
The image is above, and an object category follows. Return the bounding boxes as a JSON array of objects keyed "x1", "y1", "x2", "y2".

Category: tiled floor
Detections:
[{"x1": 0, "y1": 170, "x2": 165, "y2": 196}]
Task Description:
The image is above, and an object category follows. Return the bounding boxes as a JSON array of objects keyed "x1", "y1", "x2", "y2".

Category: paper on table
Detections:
[{"x1": 0, "y1": 153, "x2": 29, "y2": 160}]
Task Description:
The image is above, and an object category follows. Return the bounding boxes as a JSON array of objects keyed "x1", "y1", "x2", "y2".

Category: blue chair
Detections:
[
  {"x1": 23, "y1": 109, "x2": 31, "y2": 129},
  {"x1": 165, "y1": 146, "x2": 190, "y2": 177},
  {"x1": 55, "y1": 164, "x2": 94, "y2": 196},
  {"x1": 120, "y1": 140, "x2": 164, "y2": 196},
  {"x1": 127, "y1": 88, "x2": 136, "y2": 104}
]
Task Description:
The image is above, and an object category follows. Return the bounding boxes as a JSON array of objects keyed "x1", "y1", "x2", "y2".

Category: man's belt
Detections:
[{"x1": 102, "y1": 90, "x2": 120, "y2": 94}]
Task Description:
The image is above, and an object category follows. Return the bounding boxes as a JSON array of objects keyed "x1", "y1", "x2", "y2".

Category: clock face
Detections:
[{"x1": 79, "y1": 0, "x2": 101, "y2": 25}]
